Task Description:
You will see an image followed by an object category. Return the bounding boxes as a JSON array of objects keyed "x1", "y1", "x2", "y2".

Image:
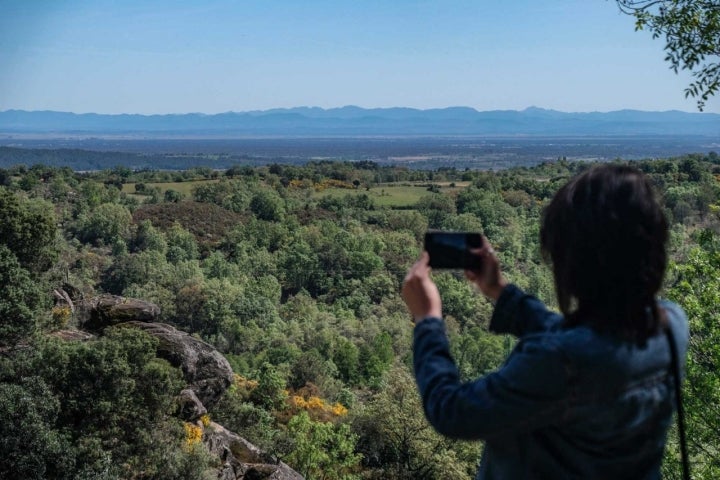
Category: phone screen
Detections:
[{"x1": 424, "y1": 232, "x2": 483, "y2": 269}]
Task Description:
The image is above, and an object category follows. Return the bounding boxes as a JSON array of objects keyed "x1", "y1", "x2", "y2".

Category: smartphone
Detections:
[{"x1": 424, "y1": 232, "x2": 483, "y2": 269}]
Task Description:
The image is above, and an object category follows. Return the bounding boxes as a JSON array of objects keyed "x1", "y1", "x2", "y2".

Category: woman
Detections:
[{"x1": 402, "y1": 164, "x2": 688, "y2": 479}]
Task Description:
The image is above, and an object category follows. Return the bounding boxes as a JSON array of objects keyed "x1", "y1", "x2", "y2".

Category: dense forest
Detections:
[{"x1": 0, "y1": 152, "x2": 718, "y2": 479}]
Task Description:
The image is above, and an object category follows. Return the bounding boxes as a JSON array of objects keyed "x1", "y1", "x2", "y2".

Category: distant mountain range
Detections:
[{"x1": 1, "y1": 106, "x2": 719, "y2": 136}]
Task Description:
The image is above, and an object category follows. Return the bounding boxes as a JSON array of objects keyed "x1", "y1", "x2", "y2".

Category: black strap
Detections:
[{"x1": 665, "y1": 326, "x2": 690, "y2": 480}]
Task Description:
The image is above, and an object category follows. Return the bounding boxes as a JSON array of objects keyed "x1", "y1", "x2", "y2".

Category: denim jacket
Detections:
[{"x1": 413, "y1": 284, "x2": 689, "y2": 480}]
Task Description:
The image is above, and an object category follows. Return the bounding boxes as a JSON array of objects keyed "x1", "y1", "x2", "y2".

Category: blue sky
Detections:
[{"x1": 1, "y1": 0, "x2": 715, "y2": 114}]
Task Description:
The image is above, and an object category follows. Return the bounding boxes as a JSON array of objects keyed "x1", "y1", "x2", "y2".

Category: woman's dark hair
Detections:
[{"x1": 540, "y1": 164, "x2": 668, "y2": 342}]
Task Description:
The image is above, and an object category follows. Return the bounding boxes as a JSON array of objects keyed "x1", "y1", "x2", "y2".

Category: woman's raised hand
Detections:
[
  {"x1": 465, "y1": 237, "x2": 507, "y2": 302},
  {"x1": 402, "y1": 252, "x2": 442, "y2": 324}
]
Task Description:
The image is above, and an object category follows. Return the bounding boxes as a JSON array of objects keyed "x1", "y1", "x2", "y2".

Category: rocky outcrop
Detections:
[
  {"x1": 123, "y1": 321, "x2": 233, "y2": 412},
  {"x1": 53, "y1": 288, "x2": 75, "y2": 313},
  {"x1": 178, "y1": 388, "x2": 208, "y2": 421},
  {"x1": 204, "y1": 422, "x2": 303, "y2": 480},
  {"x1": 51, "y1": 329, "x2": 95, "y2": 342},
  {"x1": 78, "y1": 294, "x2": 161, "y2": 331},
  {"x1": 61, "y1": 282, "x2": 83, "y2": 302},
  {"x1": 61, "y1": 292, "x2": 303, "y2": 479},
  {"x1": 73, "y1": 293, "x2": 232, "y2": 412}
]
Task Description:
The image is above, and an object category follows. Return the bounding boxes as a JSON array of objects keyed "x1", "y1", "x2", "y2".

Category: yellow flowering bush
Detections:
[
  {"x1": 289, "y1": 395, "x2": 308, "y2": 409},
  {"x1": 234, "y1": 374, "x2": 259, "y2": 389},
  {"x1": 331, "y1": 402, "x2": 349, "y2": 417},
  {"x1": 288, "y1": 179, "x2": 314, "y2": 189},
  {"x1": 231, "y1": 374, "x2": 259, "y2": 401},
  {"x1": 306, "y1": 396, "x2": 325, "y2": 410},
  {"x1": 51, "y1": 305, "x2": 72, "y2": 328},
  {"x1": 313, "y1": 179, "x2": 355, "y2": 192},
  {"x1": 287, "y1": 392, "x2": 348, "y2": 421},
  {"x1": 183, "y1": 422, "x2": 203, "y2": 451},
  {"x1": 200, "y1": 414, "x2": 211, "y2": 427}
]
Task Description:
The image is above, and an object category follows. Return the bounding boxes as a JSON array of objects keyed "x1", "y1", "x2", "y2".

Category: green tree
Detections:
[
  {"x1": 0, "y1": 189, "x2": 57, "y2": 271},
  {"x1": 0, "y1": 168, "x2": 11, "y2": 187},
  {"x1": 286, "y1": 411, "x2": 362, "y2": 480},
  {"x1": 371, "y1": 332, "x2": 394, "y2": 367},
  {"x1": 130, "y1": 220, "x2": 168, "y2": 254},
  {"x1": 664, "y1": 235, "x2": 720, "y2": 479},
  {"x1": 166, "y1": 223, "x2": 199, "y2": 263},
  {"x1": 386, "y1": 210, "x2": 428, "y2": 241},
  {"x1": 35, "y1": 327, "x2": 198, "y2": 479},
  {"x1": 333, "y1": 337, "x2": 361, "y2": 384},
  {"x1": 0, "y1": 246, "x2": 45, "y2": 346},
  {"x1": 290, "y1": 349, "x2": 332, "y2": 389},
  {"x1": 616, "y1": 0, "x2": 720, "y2": 110},
  {"x1": 415, "y1": 194, "x2": 456, "y2": 229},
  {"x1": 173, "y1": 277, "x2": 246, "y2": 336},
  {"x1": 77, "y1": 202, "x2": 132, "y2": 245},
  {"x1": 279, "y1": 240, "x2": 323, "y2": 295},
  {"x1": 0, "y1": 379, "x2": 74, "y2": 479},
  {"x1": 455, "y1": 187, "x2": 515, "y2": 240},
  {"x1": 18, "y1": 172, "x2": 40, "y2": 191},
  {"x1": 164, "y1": 188, "x2": 185, "y2": 203},
  {"x1": 250, "y1": 363, "x2": 287, "y2": 410},
  {"x1": 250, "y1": 189, "x2": 285, "y2": 221},
  {"x1": 354, "y1": 366, "x2": 480, "y2": 480},
  {"x1": 201, "y1": 250, "x2": 241, "y2": 279},
  {"x1": 77, "y1": 181, "x2": 119, "y2": 212}
]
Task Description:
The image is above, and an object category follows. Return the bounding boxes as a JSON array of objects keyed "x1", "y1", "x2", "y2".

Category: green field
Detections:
[
  {"x1": 122, "y1": 179, "x2": 470, "y2": 208},
  {"x1": 122, "y1": 179, "x2": 220, "y2": 196},
  {"x1": 313, "y1": 182, "x2": 470, "y2": 208}
]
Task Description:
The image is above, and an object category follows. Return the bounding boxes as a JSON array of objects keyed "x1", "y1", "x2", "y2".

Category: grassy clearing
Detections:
[
  {"x1": 121, "y1": 179, "x2": 470, "y2": 208},
  {"x1": 122, "y1": 179, "x2": 220, "y2": 196},
  {"x1": 313, "y1": 186, "x2": 425, "y2": 207},
  {"x1": 314, "y1": 181, "x2": 470, "y2": 208}
]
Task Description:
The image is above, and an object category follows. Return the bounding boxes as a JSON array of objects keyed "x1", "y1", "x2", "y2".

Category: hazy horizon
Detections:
[{"x1": 2, "y1": 105, "x2": 720, "y2": 116}]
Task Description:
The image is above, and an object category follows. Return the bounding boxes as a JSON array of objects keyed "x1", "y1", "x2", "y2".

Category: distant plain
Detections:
[{"x1": 1, "y1": 135, "x2": 719, "y2": 171}]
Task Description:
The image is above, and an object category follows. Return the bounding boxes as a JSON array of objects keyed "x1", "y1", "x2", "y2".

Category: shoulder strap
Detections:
[{"x1": 665, "y1": 326, "x2": 690, "y2": 480}]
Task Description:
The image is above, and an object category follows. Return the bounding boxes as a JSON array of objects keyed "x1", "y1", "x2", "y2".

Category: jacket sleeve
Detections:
[
  {"x1": 413, "y1": 316, "x2": 570, "y2": 440},
  {"x1": 490, "y1": 284, "x2": 564, "y2": 337}
]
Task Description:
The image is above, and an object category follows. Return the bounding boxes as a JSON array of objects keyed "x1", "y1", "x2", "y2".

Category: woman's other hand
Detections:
[
  {"x1": 465, "y1": 237, "x2": 507, "y2": 302},
  {"x1": 402, "y1": 252, "x2": 442, "y2": 324}
]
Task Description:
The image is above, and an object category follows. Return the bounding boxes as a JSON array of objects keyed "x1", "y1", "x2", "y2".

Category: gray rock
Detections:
[
  {"x1": 53, "y1": 288, "x2": 75, "y2": 313},
  {"x1": 61, "y1": 282, "x2": 83, "y2": 302},
  {"x1": 204, "y1": 422, "x2": 304, "y2": 480},
  {"x1": 78, "y1": 294, "x2": 160, "y2": 331},
  {"x1": 123, "y1": 321, "x2": 233, "y2": 410},
  {"x1": 50, "y1": 329, "x2": 95, "y2": 342},
  {"x1": 177, "y1": 388, "x2": 207, "y2": 421}
]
